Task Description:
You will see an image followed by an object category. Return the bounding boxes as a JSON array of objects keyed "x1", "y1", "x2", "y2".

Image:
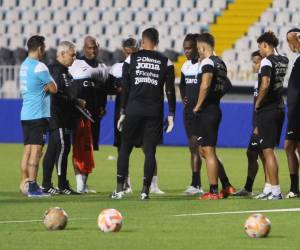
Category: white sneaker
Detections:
[
  {"x1": 285, "y1": 191, "x2": 299, "y2": 199},
  {"x1": 111, "y1": 191, "x2": 125, "y2": 199},
  {"x1": 184, "y1": 186, "x2": 204, "y2": 195},
  {"x1": 150, "y1": 186, "x2": 165, "y2": 194},
  {"x1": 253, "y1": 192, "x2": 271, "y2": 199},
  {"x1": 83, "y1": 185, "x2": 96, "y2": 193},
  {"x1": 140, "y1": 193, "x2": 149, "y2": 200}
]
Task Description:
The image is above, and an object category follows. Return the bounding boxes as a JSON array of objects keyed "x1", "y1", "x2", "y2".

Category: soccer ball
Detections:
[
  {"x1": 19, "y1": 178, "x2": 30, "y2": 196},
  {"x1": 97, "y1": 208, "x2": 123, "y2": 232},
  {"x1": 43, "y1": 207, "x2": 68, "y2": 230},
  {"x1": 244, "y1": 213, "x2": 271, "y2": 238}
]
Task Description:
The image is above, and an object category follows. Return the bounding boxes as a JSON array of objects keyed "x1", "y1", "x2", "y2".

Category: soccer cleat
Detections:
[
  {"x1": 111, "y1": 191, "x2": 125, "y2": 199},
  {"x1": 220, "y1": 185, "x2": 236, "y2": 198},
  {"x1": 123, "y1": 182, "x2": 133, "y2": 194},
  {"x1": 199, "y1": 192, "x2": 221, "y2": 200},
  {"x1": 28, "y1": 182, "x2": 50, "y2": 197},
  {"x1": 184, "y1": 186, "x2": 204, "y2": 195},
  {"x1": 150, "y1": 186, "x2": 165, "y2": 194},
  {"x1": 233, "y1": 188, "x2": 252, "y2": 197},
  {"x1": 60, "y1": 187, "x2": 80, "y2": 195},
  {"x1": 253, "y1": 192, "x2": 271, "y2": 199},
  {"x1": 59, "y1": 181, "x2": 80, "y2": 195},
  {"x1": 285, "y1": 191, "x2": 299, "y2": 199},
  {"x1": 42, "y1": 186, "x2": 60, "y2": 195},
  {"x1": 265, "y1": 193, "x2": 283, "y2": 200},
  {"x1": 140, "y1": 193, "x2": 149, "y2": 200}
]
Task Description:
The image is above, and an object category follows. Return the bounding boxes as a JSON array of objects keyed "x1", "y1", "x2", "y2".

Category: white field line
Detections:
[
  {"x1": 174, "y1": 208, "x2": 300, "y2": 217},
  {"x1": 0, "y1": 217, "x2": 93, "y2": 224}
]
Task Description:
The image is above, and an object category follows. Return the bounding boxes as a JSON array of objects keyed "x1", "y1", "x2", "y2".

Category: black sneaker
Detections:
[
  {"x1": 59, "y1": 181, "x2": 80, "y2": 195},
  {"x1": 42, "y1": 184, "x2": 60, "y2": 195}
]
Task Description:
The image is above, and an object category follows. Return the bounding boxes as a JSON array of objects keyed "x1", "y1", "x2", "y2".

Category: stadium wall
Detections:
[{"x1": 0, "y1": 99, "x2": 287, "y2": 148}]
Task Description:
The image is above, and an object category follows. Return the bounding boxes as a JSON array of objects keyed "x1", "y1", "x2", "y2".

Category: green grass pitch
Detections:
[{"x1": 0, "y1": 144, "x2": 299, "y2": 250}]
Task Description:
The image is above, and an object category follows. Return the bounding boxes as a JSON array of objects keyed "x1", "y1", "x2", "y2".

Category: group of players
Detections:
[{"x1": 19, "y1": 26, "x2": 300, "y2": 200}]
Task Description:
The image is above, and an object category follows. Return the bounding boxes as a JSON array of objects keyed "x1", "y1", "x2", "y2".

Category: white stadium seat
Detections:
[
  {"x1": 275, "y1": 12, "x2": 290, "y2": 25},
  {"x1": 272, "y1": 0, "x2": 288, "y2": 10},
  {"x1": 259, "y1": 10, "x2": 276, "y2": 24},
  {"x1": 69, "y1": 9, "x2": 86, "y2": 24},
  {"x1": 164, "y1": 0, "x2": 179, "y2": 9},
  {"x1": 23, "y1": 23, "x2": 39, "y2": 36},
  {"x1": 52, "y1": 9, "x2": 69, "y2": 23},
  {"x1": 183, "y1": 11, "x2": 200, "y2": 24},
  {"x1": 37, "y1": 9, "x2": 53, "y2": 22},
  {"x1": 33, "y1": 0, "x2": 50, "y2": 9},
  {"x1": 195, "y1": 0, "x2": 211, "y2": 10},
  {"x1": 129, "y1": 0, "x2": 146, "y2": 10},
  {"x1": 146, "y1": 0, "x2": 162, "y2": 10},
  {"x1": 211, "y1": 0, "x2": 227, "y2": 10},
  {"x1": 66, "y1": 0, "x2": 82, "y2": 8},
  {"x1": 1, "y1": 0, "x2": 18, "y2": 9},
  {"x1": 85, "y1": 10, "x2": 101, "y2": 24},
  {"x1": 120, "y1": 25, "x2": 138, "y2": 36},
  {"x1": 72, "y1": 24, "x2": 88, "y2": 36},
  {"x1": 113, "y1": 0, "x2": 130, "y2": 9},
  {"x1": 179, "y1": 0, "x2": 196, "y2": 10},
  {"x1": 288, "y1": 0, "x2": 300, "y2": 10},
  {"x1": 5, "y1": 10, "x2": 21, "y2": 22},
  {"x1": 51, "y1": 0, "x2": 66, "y2": 8},
  {"x1": 117, "y1": 10, "x2": 134, "y2": 22},
  {"x1": 134, "y1": 11, "x2": 150, "y2": 23},
  {"x1": 98, "y1": 0, "x2": 114, "y2": 9},
  {"x1": 18, "y1": 0, "x2": 34, "y2": 9},
  {"x1": 101, "y1": 10, "x2": 117, "y2": 23},
  {"x1": 200, "y1": 11, "x2": 216, "y2": 24},
  {"x1": 150, "y1": 11, "x2": 167, "y2": 24},
  {"x1": 20, "y1": 9, "x2": 37, "y2": 23},
  {"x1": 167, "y1": 11, "x2": 183, "y2": 24},
  {"x1": 55, "y1": 23, "x2": 72, "y2": 36}
]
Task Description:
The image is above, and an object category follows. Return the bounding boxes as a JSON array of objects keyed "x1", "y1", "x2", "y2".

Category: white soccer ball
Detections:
[
  {"x1": 43, "y1": 207, "x2": 68, "y2": 230},
  {"x1": 97, "y1": 208, "x2": 123, "y2": 232},
  {"x1": 244, "y1": 213, "x2": 271, "y2": 238},
  {"x1": 19, "y1": 178, "x2": 30, "y2": 196}
]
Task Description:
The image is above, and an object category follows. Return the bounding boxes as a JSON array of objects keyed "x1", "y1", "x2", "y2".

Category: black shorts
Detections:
[
  {"x1": 121, "y1": 114, "x2": 163, "y2": 147},
  {"x1": 256, "y1": 108, "x2": 284, "y2": 149},
  {"x1": 21, "y1": 118, "x2": 48, "y2": 145},
  {"x1": 193, "y1": 105, "x2": 222, "y2": 147},
  {"x1": 247, "y1": 133, "x2": 262, "y2": 152},
  {"x1": 183, "y1": 108, "x2": 195, "y2": 139},
  {"x1": 286, "y1": 104, "x2": 300, "y2": 141}
]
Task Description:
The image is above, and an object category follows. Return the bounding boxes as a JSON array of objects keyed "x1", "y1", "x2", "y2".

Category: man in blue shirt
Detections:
[{"x1": 20, "y1": 35, "x2": 57, "y2": 197}]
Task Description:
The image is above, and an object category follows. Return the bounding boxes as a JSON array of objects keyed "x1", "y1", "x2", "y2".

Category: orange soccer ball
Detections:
[
  {"x1": 43, "y1": 207, "x2": 68, "y2": 230},
  {"x1": 97, "y1": 208, "x2": 123, "y2": 233},
  {"x1": 244, "y1": 213, "x2": 271, "y2": 238}
]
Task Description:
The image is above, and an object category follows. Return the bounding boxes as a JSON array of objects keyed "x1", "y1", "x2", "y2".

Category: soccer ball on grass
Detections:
[
  {"x1": 97, "y1": 208, "x2": 123, "y2": 232},
  {"x1": 244, "y1": 213, "x2": 271, "y2": 238}
]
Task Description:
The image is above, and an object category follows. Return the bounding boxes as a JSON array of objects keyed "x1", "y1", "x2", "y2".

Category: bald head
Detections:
[
  {"x1": 83, "y1": 36, "x2": 99, "y2": 60},
  {"x1": 287, "y1": 29, "x2": 300, "y2": 53}
]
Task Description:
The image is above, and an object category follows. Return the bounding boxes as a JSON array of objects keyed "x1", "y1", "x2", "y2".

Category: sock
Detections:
[
  {"x1": 151, "y1": 176, "x2": 158, "y2": 187},
  {"x1": 117, "y1": 174, "x2": 126, "y2": 192},
  {"x1": 290, "y1": 174, "x2": 299, "y2": 193},
  {"x1": 191, "y1": 172, "x2": 200, "y2": 188},
  {"x1": 141, "y1": 185, "x2": 149, "y2": 195},
  {"x1": 244, "y1": 176, "x2": 254, "y2": 192},
  {"x1": 263, "y1": 183, "x2": 271, "y2": 194},
  {"x1": 271, "y1": 185, "x2": 281, "y2": 196},
  {"x1": 76, "y1": 174, "x2": 84, "y2": 192},
  {"x1": 209, "y1": 184, "x2": 218, "y2": 194},
  {"x1": 82, "y1": 174, "x2": 88, "y2": 188},
  {"x1": 220, "y1": 176, "x2": 231, "y2": 189}
]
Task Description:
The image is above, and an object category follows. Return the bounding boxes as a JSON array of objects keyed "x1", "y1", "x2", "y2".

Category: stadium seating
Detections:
[{"x1": 0, "y1": 0, "x2": 299, "y2": 93}]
